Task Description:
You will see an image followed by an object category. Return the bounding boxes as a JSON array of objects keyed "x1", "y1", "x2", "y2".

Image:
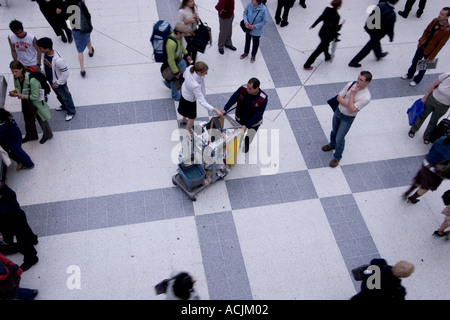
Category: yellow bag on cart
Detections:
[{"x1": 224, "y1": 129, "x2": 243, "y2": 166}]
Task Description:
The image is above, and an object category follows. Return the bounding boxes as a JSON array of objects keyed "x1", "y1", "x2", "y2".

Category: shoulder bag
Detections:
[
  {"x1": 327, "y1": 81, "x2": 356, "y2": 112},
  {"x1": 188, "y1": 20, "x2": 211, "y2": 53},
  {"x1": 240, "y1": 10, "x2": 261, "y2": 33}
]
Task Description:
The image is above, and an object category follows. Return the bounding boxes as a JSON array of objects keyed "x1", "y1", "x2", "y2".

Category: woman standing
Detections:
[
  {"x1": 240, "y1": 0, "x2": 268, "y2": 63},
  {"x1": 303, "y1": 0, "x2": 344, "y2": 70},
  {"x1": 177, "y1": 62, "x2": 222, "y2": 134},
  {"x1": 10, "y1": 61, "x2": 53, "y2": 145},
  {"x1": 65, "y1": 0, "x2": 94, "y2": 77},
  {"x1": 178, "y1": 0, "x2": 200, "y2": 63},
  {"x1": 0, "y1": 109, "x2": 34, "y2": 170}
]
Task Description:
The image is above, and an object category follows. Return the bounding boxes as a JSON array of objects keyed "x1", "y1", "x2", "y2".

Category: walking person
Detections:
[
  {"x1": 10, "y1": 61, "x2": 53, "y2": 144},
  {"x1": 240, "y1": 0, "x2": 268, "y2": 63},
  {"x1": 433, "y1": 189, "x2": 450, "y2": 238},
  {"x1": 275, "y1": 0, "x2": 295, "y2": 27},
  {"x1": 0, "y1": 109, "x2": 34, "y2": 171},
  {"x1": 32, "y1": 0, "x2": 73, "y2": 43},
  {"x1": 401, "y1": 8, "x2": 450, "y2": 87},
  {"x1": 36, "y1": 37, "x2": 77, "y2": 122},
  {"x1": 164, "y1": 271, "x2": 200, "y2": 300},
  {"x1": 0, "y1": 182, "x2": 39, "y2": 272},
  {"x1": 351, "y1": 259, "x2": 414, "y2": 300},
  {"x1": 178, "y1": 0, "x2": 200, "y2": 63},
  {"x1": 177, "y1": 62, "x2": 222, "y2": 134},
  {"x1": 303, "y1": 0, "x2": 344, "y2": 70},
  {"x1": 322, "y1": 71, "x2": 372, "y2": 167},
  {"x1": 216, "y1": 0, "x2": 237, "y2": 54},
  {"x1": 398, "y1": 0, "x2": 427, "y2": 18},
  {"x1": 219, "y1": 77, "x2": 268, "y2": 153},
  {"x1": 408, "y1": 72, "x2": 450, "y2": 145},
  {"x1": 348, "y1": 0, "x2": 399, "y2": 68},
  {"x1": 403, "y1": 135, "x2": 450, "y2": 204},
  {"x1": 64, "y1": 0, "x2": 94, "y2": 77}
]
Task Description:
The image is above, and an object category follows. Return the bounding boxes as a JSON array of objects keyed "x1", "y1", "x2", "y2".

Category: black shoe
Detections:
[
  {"x1": 225, "y1": 45, "x2": 237, "y2": 51},
  {"x1": 275, "y1": 18, "x2": 281, "y2": 25},
  {"x1": 219, "y1": 47, "x2": 224, "y2": 54},
  {"x1": 61, "y1": 34, "x2": 67, "y2": 43},
  {"x1": 416, "y1": 10, "x2": 423, "y2": 18},
  {"x1": 348, "y1": 62, "x2": 361, "y2": 68},
  {"x1": 398, "y1": 11, "x2": 408, "y2": 18},
  {"x1": 80, "y1": 70, "x2": 86, "y2": 77},
  {"x1": 67, "y1": 33, "x2": 73, "y2": 44},
  {"x1": 377, "y1": 52, "x2": 388, "y2": 60},
  {"x1": 20, "y1": 257, "x2": 39, "y2": 272},
  {"x1": 280, "y1": 21, "x2": 289, "y2": 27},
  {"x1": 299, "y1": 1, "x2": 306, "y2": 8},
  {"x1": 39, "y1": 136, "x2": 52, "y2": 144},
  {"x1": 89, "y1": 47, "x2": 95, "y2": 57}
]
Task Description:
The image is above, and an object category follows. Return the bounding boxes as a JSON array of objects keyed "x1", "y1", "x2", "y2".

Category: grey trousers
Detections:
[
  {"x1": 218, "y1": 14, "x2": 234, "y2": 48},
  {"x1": 411, "y1": 92, "x2": 450, "y2": 140},
  {"x1": 36, "y1": 114, "x2": 53, "y2": 140}
]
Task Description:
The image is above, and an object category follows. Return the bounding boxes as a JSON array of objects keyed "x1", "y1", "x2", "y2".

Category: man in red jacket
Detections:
[
  {"x1": 216, "y1": 0, "x2": 237, "y2": 54},
  {"x1": 401, "y1": 7, "x2": 450, "y2": 87}
]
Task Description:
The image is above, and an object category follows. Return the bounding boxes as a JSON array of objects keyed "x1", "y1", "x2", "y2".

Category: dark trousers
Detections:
[
  {"x1": 275, "y1": 0, "x2": 292, "y2": 23},
  {"x1": 53, "y1": 83, "x2": 76, "y2": 115},
  {"x1": 1, "y1": 212, "x2": 38, "y2": 263},
  {"x1": 21, "y1": 100, "x2": 38, "y2": 140},
  {"x1": 349, "y1": 34, "x2": 384, "y2": 64},
  {"x1": 244, "y1": 33, "x2": 261, "y2": 57},
  {"x1": 406, "y1": 47, "x2": 427, "y2": 84},
  {"x1": 304, "y1": 38, "x2": 332, "y2": 68},
  {"x1": 401, "y1": 0, "x2": 427, "y2": 16}
]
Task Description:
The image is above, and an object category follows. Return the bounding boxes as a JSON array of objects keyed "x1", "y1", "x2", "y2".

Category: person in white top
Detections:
[
  {"x1": 8, "y1": 20, "x2": 41, "y2": 68},
  {"x1": 177, "y1": 61, "x2": 222, "y2": 133},
  {"x1": 322, "y1": 71, "x2": 372, "y2": 167},
  {"x1": 178, "y1": 0, "x2": 200, "y2": 62},
  {"x1": 409, "y1": 72, "x2": 450, "y2": 144}
]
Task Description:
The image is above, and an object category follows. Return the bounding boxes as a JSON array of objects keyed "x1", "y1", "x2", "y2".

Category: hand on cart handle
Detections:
[
  {"x1": 212, "y1": 108, "x2": 223, "y2": 117},
  {"x1": 241, "y1": 125, "x2": 247, "y2": 133}
]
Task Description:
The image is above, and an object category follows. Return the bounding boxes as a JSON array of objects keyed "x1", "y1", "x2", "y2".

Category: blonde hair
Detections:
[
  {"x1": 392, "y1": 261, "x2": 414, "y2": 278},
  {"x1": 190, "y1": 61, "x2": 208, "y2": 74}
]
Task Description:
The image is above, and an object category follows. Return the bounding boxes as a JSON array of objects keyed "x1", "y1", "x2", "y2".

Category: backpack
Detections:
[
  {"x1": 26, "y1": 66, "x2": 51, "y2": 96},
  {"x1": 150, "y1": 20, "x2": 177, "y2": 63}
]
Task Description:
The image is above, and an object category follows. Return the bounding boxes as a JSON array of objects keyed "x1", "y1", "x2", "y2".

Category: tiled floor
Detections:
[{"x1": 1, "y1": 0, "x2": 450, "y2": 300}]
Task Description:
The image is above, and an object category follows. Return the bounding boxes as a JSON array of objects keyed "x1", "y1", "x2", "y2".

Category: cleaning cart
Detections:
[{"x1": 172, "y1": 114, "x2": 243, "y2": 201}]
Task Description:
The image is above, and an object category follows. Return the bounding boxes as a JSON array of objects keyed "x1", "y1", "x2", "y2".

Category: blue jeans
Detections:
[
  {"x1": 53, "y1": 83, "x2": 76, "y2": 115},
  {"x1": 329, "y1": 108, "x2": 355, "y2": 161},
  {"x1": 164, "y1": 59, "x2": 188, "y2": 101},
  {"x1": 406, "y1": 47, "x2": 427, "y2": 84}
]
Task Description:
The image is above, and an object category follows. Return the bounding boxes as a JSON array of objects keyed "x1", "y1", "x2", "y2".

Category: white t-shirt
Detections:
[
  {"x1": 433, "y1": 72, "x2": 450, "y2": 106},
  {"x1": 338, "y1": 81, "x2": 371, "y2": 117},
  {"x1": 9, "y1": 32, "x2": 37, "y2": 67}
]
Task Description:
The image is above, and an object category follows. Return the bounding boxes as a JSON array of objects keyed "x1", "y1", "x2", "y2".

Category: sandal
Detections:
[
  {"x1": 240, "y1": 53, "x2": 248, "y2": 60},
  {"x1": 250, "y1": 56, "x2": 256, "y2": 63},
  {"x1": 408, "y1": 130, "x2": 415, "y2": 138},
  {"x1": 424, "y1": 140, "x2": 430, "y2": 145},
  {"x1": 179, "y1": 120, "x2": 187, "y2": 126}
]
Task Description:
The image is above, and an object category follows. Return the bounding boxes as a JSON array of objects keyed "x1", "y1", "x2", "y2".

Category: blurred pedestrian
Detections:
[
  {"x1": 398, "y1": 0, "x2": 427, "y2": 18},
  {"x1": 32, "y1": 0, "x2": 72, "y2": 43},
  {"x1": 165, "y1": 271, "x2": 200, "y2": 300},
  {"x1": 433, "y1": 189, "x2": 450, "y2": 238},
  {"x1": 0, "y1": 253, "x2": 38, "y2": 300},
  {"x1": 275, "y1": 0, "x2": 295, "y2": 27}
]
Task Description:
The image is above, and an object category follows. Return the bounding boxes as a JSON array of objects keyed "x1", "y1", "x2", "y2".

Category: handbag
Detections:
[
  {"x1": 406, "y1": 98, "x2": 425, "y2": 126},
  {"x1": 435, "y1": 158, "x2": 450, "y2": 180},
  {"x1": 78, "y1": 2, "x2": 93, "y2": 33},
  {"x1": 429, "y1": 117, "x2": 450, "y2": 143},
  {"x1": 327, "y1": 81, "x2": 356, "y2": 112},
  {"x1": 240, "y1": 10, "x2": 261, "y2": 33},
  {"x1": 187, "y1": 20, "x2": 211, "y2": 53}
]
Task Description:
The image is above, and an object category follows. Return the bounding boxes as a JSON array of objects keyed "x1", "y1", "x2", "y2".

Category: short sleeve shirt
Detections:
[
  {"x1": 433, "y1": 72, "x2": 450, "y2": 106},
  {"x1": 338, "y1": 81, "x2": 371, "y2": 117}
]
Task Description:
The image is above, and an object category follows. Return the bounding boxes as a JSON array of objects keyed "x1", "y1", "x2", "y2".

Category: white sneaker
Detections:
[
  {"x1": 401, "y1": 74, "x2": 410, "y2": 80},
  {"x1": 55, "y1": 105, "x2": 63, "y2": 111},
  {"x1": 65, "y1": 114, "x2": 74, "y2": 121},
  {"x1": 409, "y1": 81, "x2": 418, "y2": 87}
]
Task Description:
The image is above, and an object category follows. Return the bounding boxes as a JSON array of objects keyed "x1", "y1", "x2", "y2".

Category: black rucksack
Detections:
[
  {"x1": 26, "y1": 66, "x2": 51, "y2": 96},
  {"x1": 150, "y1": 20, "x2": 177, "y2": 63}
]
